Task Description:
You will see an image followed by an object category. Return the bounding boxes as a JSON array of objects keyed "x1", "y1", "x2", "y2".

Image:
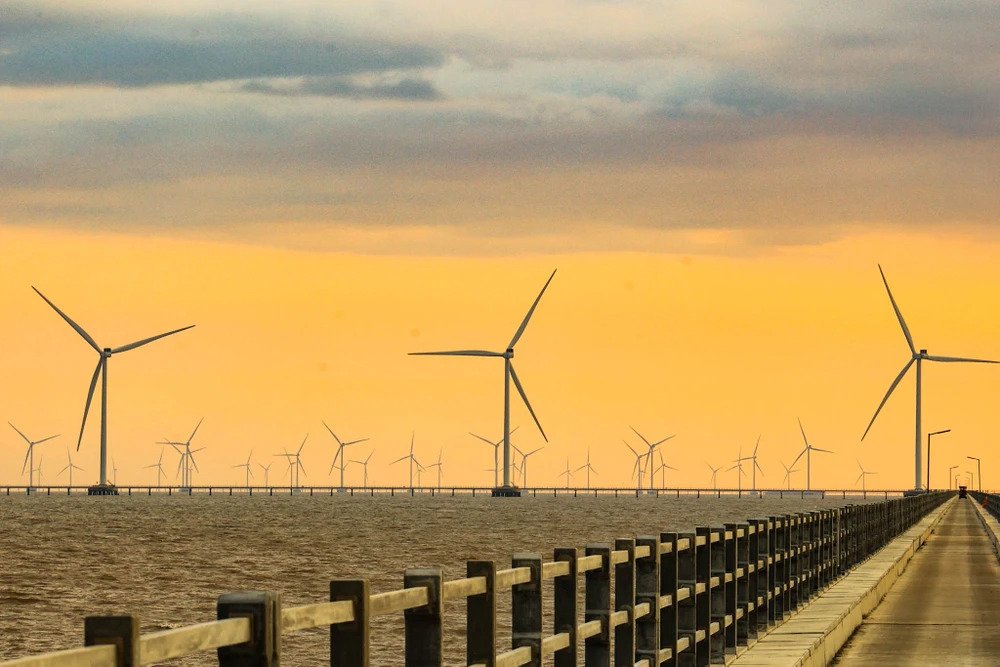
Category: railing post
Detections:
[
  {"x1": 217, "y1": 591, "x2": 281, "y2": 666},
  {"x1": 694, "y1": 527, "x2": 711, "y2": 667},
  {"x1": 636, "y1": 536, "x2": 660, "y2": 667},
  {"x1": 554, "y1": 548, "x2": 578, "y2": 667},
  {"x1": 614, "y1": 538, "x2": 637, "y2": 666},
  {"x1": 677, "y1": 532, "x2": 697, "y2": 667},
  {"x1": 467, "y1": 560, "x2": 497, "y2": 666},
  {"x1": 512, "y1": 554, "x2": 543, "y2": 666},
  {"x1": 723, "y1": 524, "x2": 737, "y2": 658},
  {"x1": 584, "y1": 544, "x2": 612, "y2": 666},
  {"x1": 660, "y1": 532, "x2": 679, "y2": 666},
  {"x1": 84, "y1": 615, "x2": 139, "y2": 667},
  {"x1": 330, "y1": 579, "x2": 369, "y2": 666},
  {"x1": 707, "y1": 528, "x2": 725, "y2": 664},
  {"x1": 404, "y1": 568, "x2": 443, "y2": 666},
  {"x1": 735, "y1": 523, "x2": 750, "y2": 648}
]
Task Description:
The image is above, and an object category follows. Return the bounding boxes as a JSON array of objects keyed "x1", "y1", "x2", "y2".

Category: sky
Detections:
[{"x1": 1, "y1": 1, "x2": 998, "y2": 490}]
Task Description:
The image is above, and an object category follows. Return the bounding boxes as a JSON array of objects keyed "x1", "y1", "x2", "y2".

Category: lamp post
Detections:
[
  {"x1": 967, "y1": 456, "x2": 982, "y2": 492},
  {"x1": 948, "y1": 464, "x2": 958, "y2": 490},
  {"x1": 966, "y1": 470, "x2": 974, "y2": 488},
  {"x1": 926, "y1": 429, "x2": 950, "y2": 491}
]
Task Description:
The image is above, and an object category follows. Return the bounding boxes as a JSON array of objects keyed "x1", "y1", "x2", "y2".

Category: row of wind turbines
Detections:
[{"x1": 9, "y1": 263, "x2": 997, "y2": 494}]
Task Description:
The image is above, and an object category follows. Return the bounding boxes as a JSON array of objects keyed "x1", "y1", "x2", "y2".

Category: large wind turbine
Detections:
[
  {"x1": 324, "y1": 422, "x2": 369, "y2": 490},
  {"x1": 33, "y1": 287, "x2": 194, "y2": 493},
  {"x1": 791, "y1": 419, "x2": 833, "y2": 491},
  {"x1": 861, "y1": 266, "x2": 998, "y2": 490},
  {"x1": 10, "y1": 423, "x2": 58, "y2": 490},
  {"x1": 630, "y1": 426, "x2": 675, "y2": 490},
  {"x1": 410, "y1": 270, "x2": 556, "y2": 495}
]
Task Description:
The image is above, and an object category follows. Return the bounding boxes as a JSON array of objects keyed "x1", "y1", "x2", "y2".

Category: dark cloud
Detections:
[
  {"x1": 0, "y1": 6, "x2": 443, "y2": 87},
  {"x1": 241, "y1": 76, "x2": 442, "y2": 101}
]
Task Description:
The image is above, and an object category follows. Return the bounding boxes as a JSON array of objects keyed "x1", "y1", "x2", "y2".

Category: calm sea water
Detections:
[{"x1": 0, "y1": 494, "x2": 878, "y2": 664}]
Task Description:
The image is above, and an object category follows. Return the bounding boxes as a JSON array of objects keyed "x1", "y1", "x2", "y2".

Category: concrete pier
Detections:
[{"x1": 833, "y1": 499, "x2": 1000, "y2": 665}]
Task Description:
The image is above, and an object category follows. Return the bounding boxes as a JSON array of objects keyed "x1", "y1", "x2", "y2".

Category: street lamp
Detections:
[
  {"x1": 948, "y1": 464, "x2": 958, "y2": 490},
  {"x1": 966, "y1": 470, "x2": 974, "y2": 488},
  {"x1": 967, "y1": 456, "x2": 982, "y2": 492},
  {"x1": 927, "y1": 429, "x2": 951, "y2": 490}
]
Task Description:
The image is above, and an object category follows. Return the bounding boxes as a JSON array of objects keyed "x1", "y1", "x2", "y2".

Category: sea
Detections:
[{"x1": 0, "y1": 493, "x2": 880, "y2": 665}]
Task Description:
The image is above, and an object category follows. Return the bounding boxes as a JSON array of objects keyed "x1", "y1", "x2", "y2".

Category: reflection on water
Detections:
[{"x1": 0, "y1": 494, "x2": 875, "y2": 664}]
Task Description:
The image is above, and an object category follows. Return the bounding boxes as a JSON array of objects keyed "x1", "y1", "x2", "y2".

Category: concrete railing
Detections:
[{"x1": 0, "y1": 492, "x2": 950, "y2": 666}]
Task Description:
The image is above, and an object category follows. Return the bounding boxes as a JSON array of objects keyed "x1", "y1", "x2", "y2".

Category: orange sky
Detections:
[{"x1": 2, "y1": 224, "x2": 997, "y2": 490}]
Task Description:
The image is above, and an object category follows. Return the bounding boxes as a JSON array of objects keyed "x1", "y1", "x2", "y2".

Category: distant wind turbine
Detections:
[
  {"x1": 275, "y1": 435, "x2": 307, "y2": 488},
  {"x1": 861, "y1": 266, "x2": 998, "y2": 491},
  {"x1": 324, "y1": 422, "x2": 369, "y2": 490},
  {"x1": 33, "y1": 455, "x2": 44, "y2": 486},
  {"x1": 470, "y1": 426, "x2": 519, "y2": 488},
  {"x1": 426, "y1": 448, "x2": 444, "y2": 489},
  {"x1": 350, "y1": 451, "x2": 374, "y2": 486},
  {"x1": 258, "y1": 462, "x2": 272, "y2": 487},
  {"x1": 234, "y1": 450, "x2": 254, "y2": 488},
  {"x1": 144, "y1": 449, "x2": 167, "y2": 486},
  {"x1": 791, "y1": 419, "x2": 833, "y2": 491},
  {"x1": 575, "y1": 447, "x2": 598, "y2": 489},
  {"x1": 60, "y1": 448, "x2": 84, "y2": 487},
  {"x1": 519, "y1": 446, "x2": 543, "y2": 487},
  {"x1": 727, "y1": 448, "x2": 748, "y2": 492},
  {"x1": 410, "y1": 270, "x2": 556, "y2": 491},
  {"x1": 33, "y1": 286, "x2": 193, "y2": 490},
  {"x1": 780, "y1": 461, "x2": 799, "y2": 490},
  {"x1": 111, "y1": 457, "x2": 118, "y2": 486},
  {"x1": 391, "y1": 433, "x2": 422, "y2": 489},
  {"x1": 159, "y1": 419, "x2": 206, "y2": 489},
  {"x1": 559, "y1": 458, "x2": 574, "y2": 488},
  {"x1": 653, "y1": 450, "x2": 677, "y2": 488},
  {"x1": 625, "y1": 440, "x2": 646, "y2": 490},
  {"x1": 855, "y1": 460, "x2": 877, "y2": 492},
  {"x1": 9, "y1": 423, "x2": 58, "y2": 490},
  {"x1": 630, "y1": 427, "x2": 675, "y2": 490},
  {"x1": 706, "y1": 462, "x2": 721, "y2": 490},
  {"x1": 737, "y1": 436, "x2": 764, "y2": 491}
]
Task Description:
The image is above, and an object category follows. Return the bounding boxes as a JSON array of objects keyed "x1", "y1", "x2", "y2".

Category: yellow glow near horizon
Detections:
[{"x1": 1, "y1": 224, "x2": 997, "y2": 491}]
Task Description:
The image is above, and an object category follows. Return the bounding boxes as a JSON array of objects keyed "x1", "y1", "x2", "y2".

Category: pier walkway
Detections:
[{"x1": 832, "y1": 499, "x2": 1000, "y2": 665}]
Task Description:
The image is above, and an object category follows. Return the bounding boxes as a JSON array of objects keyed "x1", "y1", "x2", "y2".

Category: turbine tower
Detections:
[
  {"x1": 350, "y1": 451, "x2": 374, "y2": 486},
  {"x1": 737, "y1": 436, "x2": 764, "y2": 491},
  {"x1": 324, "y1": 422, "x2": 369, "y2": 490},
  {"x1": 706, "y1": 462, "x2": 721, "y2": 490},
  {"x1": 576, "y1": 447, "x2": 598, "y2": 489},
  {"x1": 861, "y1": 266, "x2": 997, "y2": 490},
  {"x1": 391, "y1": 433, "x2": 422, "y2": 489},
  {"x1": 630, "y1": 426, "x2": 675, "y2": 490},
  {"x1": 275, "y1": 435, "x2": 307, "y2": 488},
  {"x1": 780, "y1": 461, "x2": 798, "y2": 490},
  {"x1": 234, "y1": 450, "x2": 254, "y2": 487},
  {"x1": 144, "y1": 449, "x2": 166, "y2": 486},
  {"x1": 33, "y1": 287, "x2": 194, "y2": 494},
  {"x1": 10, "y1": 423, "x2": 58, "y2": 491},
  {"x1": 791, "y1": 419, "x2": 833, "y2": 491},
  {"x1": 60, "y1": 448, "x2": 84, "y2": 487},
  {"x1": 410, "y1": 270, "x2": 556, "y2": 496}
]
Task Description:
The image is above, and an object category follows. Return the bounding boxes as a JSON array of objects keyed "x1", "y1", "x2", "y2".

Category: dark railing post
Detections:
[
  {"x1": 694, "y1": 527, "x2": 711, "y2": 667},
  {"x1": 677, "y1": 533, "x2": 697, "y2": 667},
  {"x1": 708, "y1": 528, "x2": 726, "y2": 663},
  {"x1": 723, "y1": 524, "x2": 738, "y2": 658},
  {"x1": 584, "y1": 544, "x2": 611, "y2": 666},
  {"x1": 636, "y1": 536, "x2": 661, "y2": 666},
  {"x1": 554, "y1": 548, "x2": 578, "y2": 667},
  {"x1": 614, "y1": 538, "x2": 637, "y2": 666},
  {"x1": 404, "y1": 568, "x2": 443, "y2": 666},
  {"x1": 467, "y1": 560, "x2": 497, "y2": 666},
  {"x1": 84, "y1": 615, "x2": 139, "y2": 667},
  {"x1": 512, "y1": 554, "x2": 543, "y2": 666},
  {"x1": 330, "y1": 579, "x2": 369, "y2": 666},
  {"x1": 735, "y1": 523, "x2": 750, "y2": 648},
  {"x1": 660, "y1": 532, "x2": 679, "y2": 666},
  {"x1": 217, "y1": 591, "x2": 281, "y2": 666}
]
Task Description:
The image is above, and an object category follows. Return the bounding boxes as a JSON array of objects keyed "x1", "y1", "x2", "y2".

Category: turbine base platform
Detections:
[
  {"x1": 87, "y1": 484, "x2": 119, "y2": 496},
  {"x1": 491, "y1": 485, "x2": 522, "y2": 498}
]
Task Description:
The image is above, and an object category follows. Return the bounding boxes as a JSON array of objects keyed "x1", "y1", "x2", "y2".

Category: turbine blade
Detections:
[
  {"x1": 923, "y1": 354, "x2": 999, "y2": 364},
  {"x1": 625, "y1": 441, "x2": 640, "y2": 457},
  {"x1": 508, "y1": 269, "x2": 557, "y2": 349},
  {"x1": 797, "y1": 418, "x2": 808, "y2": 446},
  {"x1": 344, "y1": 438, "x2": 368, "y2": 446},
  {"x1": 298, "y1": 435, "x2": 307, "y2": 454},
  {"x1": 755, "y1": 460, "x2": 764, "y2": 473},
  {"x1": 650, "y1": 434, "x2": 676, "y2": 448},
  {"x1": 390, "y1": 456, "x2": 408, "y2": 465},
  {"x1": 861, "y1": 357, "x2": 915, "y2": 441},
  {"x1": 34, "y1": 434, "x2": 59, "y2": 445},
  {"x1": 855, "y1": 472, "x2": 864, "y2": 483},
  {"x1": 322, "y1": 421, "x2": 344, "y2": 447},
  {"x1": 409, "y1": 350, "x2": 503, "y2": 357},
  {"x1": 629, "y1": 426, "x2": 652, "y2": 447},
  {"x1": 8, "y1": 422, "x2": 32, "y2": 445},
  {"x1": 509, "y1": 363, "x2": 546, "y2": 441},
  {"x1": 470, "y1": 432, "x2": 496, "y2": 446},
  {"x1": 77, "y1": 358, "x2": 105, "y2": 451},
  {"x1": 111, "y1": 325, "x2": 195, "y2": 354},
  {"x1": 188, "y1": 418, "x2": 204, "y2": 444},
  {"x1": 32, "y1": 287, "x2": 102, "y2": 353},
  {"x1": 790, "y1": 447, "x2": 806, "y2": 467},
  {"x1": 811, "y1": 447, "x2": 835, "y2": 454},
  {"x1": 877, "y1": 265, "x2": 916, "y2": 355},
  {"x1": 753, "y1": 435, "x2": 761, "y2": 456},
  {"x1": 21, "y1": 446, "x2": 30, "y2": 474}
]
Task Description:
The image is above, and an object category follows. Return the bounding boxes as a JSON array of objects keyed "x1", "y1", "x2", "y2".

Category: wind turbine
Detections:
[
  {"x1": 350, "y1": 451, "x2": 374, "y2": 486},
  {"x1": 10, "y1": 423, "x2": 58, "y2": 490},
  {"x1": 727, "y1": 449, "x2": 748, "y2": 492},
  {"x1": 520, "y1": 446, "x2": 543, "y2": 488},
  {"x1": 391, "y1": 433, "x2": 422, "y2": 489},
  {"x1": 575, "y1": 447, "x2": 598, "y2": 489},
  {"x1": 631, "y1": 427, "x2": 676, "y2": 490},
  {"x1": 60, "y1": 448, "x2": 84, "y2": 487},
  {"x1": 324, "y1": 422, "x2": 369, "y2": 490},
  {"x1": 653, "y1": 450, "x2": 677, "y2": 488},
  {"x1": 111, "y1": 457, "x2": 118, "y2": 486},
  {"x1": 625, "y1": 441, "x2": 646, "y2": 490},
  {"x1": 470, "y1": 427, "x2": 519, "y2": 488},
  {"x1": 144, "y1": 448, "x2": 166, "y2": 486},
  {"x1": 275, "y1": 435, "x2": 307, "y2": 488},
  {"x1": 426, "y1": 448, "x2": 444, "y2": 489},
  {"x1": 559, "y1": 458, "x2": 573, "y2": 488},
  {"x1": 410, "y1": 270, "x2": 556, "y2": 493},
  {"x1": 258, "y1": 462, "x2": 272, "y2": 487},
  {"x1": 234, "y1": 450, "x2": 254, "y2": 487},
  {"x1": 780, "y1": 461, "x2": 798, "y2": 490},
  {"x1": 706, "y1": 462, "x2": 721, "y2": 490},
  {"x1": 791, "y1": 419, "x2": 833, "y2": 491},
  {"x1": 861, "y1": 266, "x2": 998, "y2": 490},
  {"x1": 33, "y1": 455, "x2": 44, "y2": 486},
  {"x1": 855, "y1": 460, "x2": 877, "y2": 492},
  {"x1": 33, "y1": 287, "x2": 194, "y2": 491},
  {"x1": 737, "y1": 436, "x2": 764, "y2": 491},
  {"x1": 159, "y1": 419, "x2": 205, "y2": 489}
]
